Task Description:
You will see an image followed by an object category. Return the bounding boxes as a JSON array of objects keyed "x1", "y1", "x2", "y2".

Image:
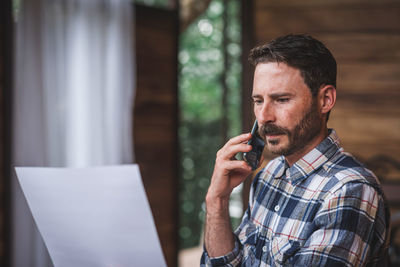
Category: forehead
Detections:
[{"x1": 252, "y1": 62, "x2": 310, "y2": 96}]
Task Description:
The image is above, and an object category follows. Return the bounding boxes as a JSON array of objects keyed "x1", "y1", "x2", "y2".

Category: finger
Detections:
[
  {"x1": 220, "y1": 133, "x2": 252, "y2": 156},
  {"x1": 224, "y1": 143, "x2": 252, "y2": 159},
  {"x1": 218, "y1": 142, "x2": 252, "y2": 161},
  {"x1": 225, "y1": 133, "x2": 252, "y2": 146},
  {"x1": 223, "y1": 159, "x2": 252, "y2": 172}
]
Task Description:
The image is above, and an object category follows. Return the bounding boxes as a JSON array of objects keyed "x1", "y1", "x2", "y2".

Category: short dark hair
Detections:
[{"x1": 248, "y1": 34, "x2": 337, "y2": 97}]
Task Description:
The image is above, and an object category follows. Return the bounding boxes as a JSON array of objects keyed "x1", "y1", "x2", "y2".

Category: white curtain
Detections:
[{"x1": 12, "y1": 0, "x2": 135, "y2": 266}]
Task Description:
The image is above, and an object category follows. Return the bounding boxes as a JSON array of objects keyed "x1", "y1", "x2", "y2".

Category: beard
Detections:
[{"x1": 258, "y1": 101, "x2": 322, "y2": 156}]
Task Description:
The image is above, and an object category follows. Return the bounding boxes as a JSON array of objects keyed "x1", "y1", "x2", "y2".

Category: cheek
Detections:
[
  {"x1": 277, "y1": 108, "x2": 296, "y2": 125},
  {"x1": 253, "y1": 105, "x2": 262, "y2": 119},
  {"x1": 276, "y1": 106, "x2": 303, "y2": 128}
]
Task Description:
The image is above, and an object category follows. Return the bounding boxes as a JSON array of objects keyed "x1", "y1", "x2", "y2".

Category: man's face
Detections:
[{"x1": 252, "y1": 62, "x2": 323, "y2": 156}]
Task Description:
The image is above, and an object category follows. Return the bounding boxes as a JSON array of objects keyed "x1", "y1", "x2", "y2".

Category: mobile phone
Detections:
[{"x1": 243, "y1": 120, "x2": 265, "y2": 170}]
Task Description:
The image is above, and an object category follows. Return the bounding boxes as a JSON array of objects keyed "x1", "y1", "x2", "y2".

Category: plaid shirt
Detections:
[{"x1": 201, "y1": 129, "x2": 389, "y2": 267}]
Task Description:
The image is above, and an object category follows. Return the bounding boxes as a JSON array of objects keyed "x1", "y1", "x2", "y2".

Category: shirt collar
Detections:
[{"x1": 273, "y1": 129, "x2": 341, "y2": 185}]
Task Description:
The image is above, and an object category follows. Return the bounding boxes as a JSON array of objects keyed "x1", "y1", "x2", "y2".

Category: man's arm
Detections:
[
  {"x1": 203, "y1": 133, "x2": 253, "y2": 259},
  {"x1": 204, "y1": 195, "x2": 235, "y2": 257}
]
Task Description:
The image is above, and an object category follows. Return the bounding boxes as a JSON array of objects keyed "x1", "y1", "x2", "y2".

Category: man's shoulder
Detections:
[{"x1": 323, "y1": 151, "x2": 382, "y2": 195}]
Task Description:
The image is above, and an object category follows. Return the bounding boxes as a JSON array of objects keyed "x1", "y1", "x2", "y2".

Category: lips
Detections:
[{"x1": 265, "y1": 134, "x2": 285, "y2": 142}]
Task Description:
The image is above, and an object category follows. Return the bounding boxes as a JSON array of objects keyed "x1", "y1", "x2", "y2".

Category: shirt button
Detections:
[
  {"x1": 262, "y1": 246, "x2": 267, "y2": 252},
  {"x1": 274, "y1": 205, "x2": 280, "y2": 212}
]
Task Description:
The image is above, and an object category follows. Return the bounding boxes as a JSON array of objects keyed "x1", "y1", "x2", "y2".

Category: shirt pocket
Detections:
[
  {"x1": 269, "y1": 236, "x2": 301, "y2": 265},
  {"x1": 239, "y1": 224, "x2": 259, "y2": 265}
]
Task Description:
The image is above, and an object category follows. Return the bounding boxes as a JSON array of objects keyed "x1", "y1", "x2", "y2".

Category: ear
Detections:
[{"x1": 318, "y1": 85, "x2": 336, "y2": 115}]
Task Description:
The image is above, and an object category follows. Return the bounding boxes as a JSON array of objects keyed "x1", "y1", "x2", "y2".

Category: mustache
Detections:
[{"x1": 259, "y1": 123, "x2": 290, "y2": 136}]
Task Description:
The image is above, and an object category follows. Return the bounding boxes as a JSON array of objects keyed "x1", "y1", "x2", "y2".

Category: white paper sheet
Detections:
[{"x1": 15, "y1": 165, "x2": 167, "y2": 267}]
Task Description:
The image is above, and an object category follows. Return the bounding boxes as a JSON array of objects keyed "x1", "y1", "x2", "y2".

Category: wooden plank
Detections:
[
  {"x1": 0, "y1": 0, "x2": 12, "y2": 265},
  {"x1": 0, "y1": 13, "x2": 5, "y2": 267},
  {"x1": 329, "y1": 111, "x2": 400, "y2": 164},
  {"x1": 134, "y1": 4, "x2": 179, "y2": 267},
  {"x1": 322, "y1": 33, "x2": 400, "y2": 63},
  {"x1": 256, "y1": 0, "x2": 400, "y2": 8},
  {"x1": 334, "y1": 93, "x2": 400, "y2": 116},
  {"x1": 338, "y1": 63, "x2": 400, "y2": 93},
  {"x1": 381, "y1": 184, "x2": 400, "y2": 204},
  {"x1": 254, "y1": 6, "x2": 400, "y2": 39},
  {"x1": 330, "y1": 115, "x2": 400, "y2": 142},
  {"x1": 250, "y1": 33, "x2": 400, "y2": 64}
]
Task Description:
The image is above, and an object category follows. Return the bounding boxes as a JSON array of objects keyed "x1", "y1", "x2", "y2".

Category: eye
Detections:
[
  {"x1": 277, "y1": 98, "x2": 290, "y2": 103},
  {"x1": 253, "y1": 99, "x2": 263, "y2": 105}
]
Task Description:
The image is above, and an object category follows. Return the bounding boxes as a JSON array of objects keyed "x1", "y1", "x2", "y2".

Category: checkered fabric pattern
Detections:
[{"x1": 201, "y1": 129, "x2": 389, "y2": 267}]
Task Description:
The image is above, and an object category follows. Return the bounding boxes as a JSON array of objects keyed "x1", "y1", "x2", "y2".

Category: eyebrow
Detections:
[
  {"x1": 251, "y1": 94, "x2": 262, "y2": 99},
  {"x1": 251, "y1": 92, "x2": 294, "y2": 99}
]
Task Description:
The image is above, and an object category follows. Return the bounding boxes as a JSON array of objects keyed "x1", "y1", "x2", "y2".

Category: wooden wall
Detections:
[
  {"x1": 0, "y1": 0, "x2": 12, "y2": 266},
  {"x1": 134, "y1": 4, "x2": 179, "y2": 267},
  {"x1": 0, "y1": 6, "x2": 6, "y2": 266},
  {"x1": 243, "y1": 0, "x2": 400, "y2": 192}
]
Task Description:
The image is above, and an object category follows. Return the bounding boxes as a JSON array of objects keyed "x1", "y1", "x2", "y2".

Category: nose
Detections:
[{"x1": 256, "y1": 102, "x2": 275, "y2": 125}]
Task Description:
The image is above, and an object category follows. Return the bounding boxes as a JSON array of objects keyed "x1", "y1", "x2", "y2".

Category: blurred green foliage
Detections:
[
  {"x1": 179, "y1": 0, "x2": 242, "y2": 249},
  {"x1": 134, "y1": 0, "x2": 242, "y2": 250},
  {"x1": 134, "y1": 0, "x2": 169, "y2": 8}
]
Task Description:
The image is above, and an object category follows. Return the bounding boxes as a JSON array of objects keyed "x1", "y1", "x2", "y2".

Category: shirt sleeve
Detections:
[
  {"x1": 200, "y1": 237, "x2": 242, "y2": 267},
  {"x1": 292, "y1": 181, "x2": 388, "y2": 267}
]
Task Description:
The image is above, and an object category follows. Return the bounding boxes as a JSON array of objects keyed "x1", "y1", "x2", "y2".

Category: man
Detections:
[{"x1": 201, "y1": 34, "x2": 389, "y2": 266}]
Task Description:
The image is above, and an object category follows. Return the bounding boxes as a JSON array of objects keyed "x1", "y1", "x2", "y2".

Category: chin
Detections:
[
  {"x1": 267, "y1": 143, "x2": 288, "y2": 156},
  {"x1": 267, "y1": 136, "x2": 288, "y2": 151}
]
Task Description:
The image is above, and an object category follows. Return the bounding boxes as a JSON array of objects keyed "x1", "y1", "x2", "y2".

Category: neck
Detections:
[{"x1": 285, "y1": 127, "x2": 329, "y2": 166}]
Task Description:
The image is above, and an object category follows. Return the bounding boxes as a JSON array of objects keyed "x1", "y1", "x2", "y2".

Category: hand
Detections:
[
  {"x1": 204, "y1": 133, "x2": 261, "y2": 257},
  {"x1": 206, "y1": 133, "x2": 255, "y2": 203}
]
